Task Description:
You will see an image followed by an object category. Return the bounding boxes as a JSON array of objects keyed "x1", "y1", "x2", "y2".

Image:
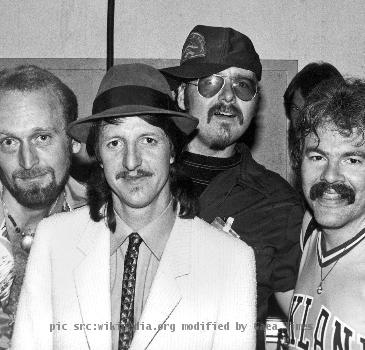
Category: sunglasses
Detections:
[{"x1": 187, "y1": 74, "x2": 258, "y2": 101}]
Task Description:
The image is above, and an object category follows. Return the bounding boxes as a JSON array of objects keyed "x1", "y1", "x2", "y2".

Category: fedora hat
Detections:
[
  {"x1": 161, "y1": 25, "x2": 262, "y2": 83},
  {"x1": 68, "y1": 63, "x2": 198, "y2": 143}
]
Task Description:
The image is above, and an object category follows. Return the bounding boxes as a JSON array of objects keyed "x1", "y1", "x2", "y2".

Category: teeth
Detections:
[
  {"x1": 215, "y1": 112, "x2": 234, "y2": 117},
  {"x1": 321, "y1": 192, "x2": 341, "y2": 200}
]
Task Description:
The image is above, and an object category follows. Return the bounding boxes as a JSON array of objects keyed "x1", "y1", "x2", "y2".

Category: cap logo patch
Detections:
[{"x1": 181, "y1": 32, "x2": 206, "y2": 64}]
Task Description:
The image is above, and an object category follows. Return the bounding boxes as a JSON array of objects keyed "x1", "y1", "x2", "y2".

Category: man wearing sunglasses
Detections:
[{"x1": 162, "y1": 25, "x2": 304, "y2": 350}]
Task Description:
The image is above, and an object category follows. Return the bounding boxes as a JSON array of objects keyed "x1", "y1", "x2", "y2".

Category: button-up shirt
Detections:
[{"x1": 110, "y1": 201, "x2": 176, "y2": 350}]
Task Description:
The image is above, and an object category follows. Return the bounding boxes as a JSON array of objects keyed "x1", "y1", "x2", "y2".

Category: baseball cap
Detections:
[{"x1": 161, "y1": 25, "x2": 262, "y2": 82}]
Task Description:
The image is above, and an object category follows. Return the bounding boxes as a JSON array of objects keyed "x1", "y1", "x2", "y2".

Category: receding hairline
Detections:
[{"x1": 0, "y1": 87, "x2": 68, "y2": 129}]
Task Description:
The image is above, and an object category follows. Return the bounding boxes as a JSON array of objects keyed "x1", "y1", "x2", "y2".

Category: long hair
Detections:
[
  {"x1": 86, "y1": 115, "x2": 199, "y2": 232},
  {"x1": 0, "y1": 65, "x2": 78, "y2": 126},
  {"x1": 292, "y1": 78, "x2": 365, "y2": 181}
]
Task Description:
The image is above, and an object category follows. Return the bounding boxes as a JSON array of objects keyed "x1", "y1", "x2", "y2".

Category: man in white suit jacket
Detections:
[{"x1": 13, "y1": 64, "x2": 256, "y2": 350}]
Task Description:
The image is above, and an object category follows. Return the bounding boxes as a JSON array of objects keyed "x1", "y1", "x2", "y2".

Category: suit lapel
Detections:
[
  {"x1": 74, "y1": 218, "x2": 112, "y2": 350},
  {"x1": 130, "y1": 217, "x2": 192, "y2": 350}
]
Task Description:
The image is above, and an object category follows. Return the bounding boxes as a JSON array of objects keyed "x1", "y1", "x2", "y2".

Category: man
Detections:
[
  {"x1": 0, "y1": 65, "x2": 86, "y2": 348},
  {"x1": 13, "y1": 63, "x2": 257, "y2": 350},
  {"x1": 161, "y1": 25, "x2": 304, "y2": 348},
  {"x1": 289, "y1": 78, "x2": 365, "y2": 348},
  {"x1": 283, "y1": 61, "x2": 343, "y2": 187}
]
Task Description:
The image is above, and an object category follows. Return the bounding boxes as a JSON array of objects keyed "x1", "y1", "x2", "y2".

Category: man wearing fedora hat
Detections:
[
  {"x1": 162, "y1": 25, "x2": 304, "y2": 349},
  {"x1": 13, "y1": 63, "x2": 257, "y2": 350}
]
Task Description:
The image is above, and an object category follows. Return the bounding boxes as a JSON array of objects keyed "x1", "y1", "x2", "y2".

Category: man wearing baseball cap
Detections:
[
  {"x1": 13, "y1": 63, "x2": 257, "y2": 350},
  {"x1": 162, "y1": 25, "x2": 304, "y2": 349}
]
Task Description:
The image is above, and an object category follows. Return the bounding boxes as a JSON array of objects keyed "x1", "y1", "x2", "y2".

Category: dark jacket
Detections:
[{"x1": 199, "y1": 144, "x2": 304, "y2": 348}]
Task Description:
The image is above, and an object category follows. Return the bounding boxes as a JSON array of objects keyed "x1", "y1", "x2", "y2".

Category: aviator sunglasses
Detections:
[{"x1": 187, "y1": 74, "x2": 258, "y2": 101}]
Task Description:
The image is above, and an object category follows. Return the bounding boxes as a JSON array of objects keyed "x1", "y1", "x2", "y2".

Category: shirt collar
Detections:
[{"x1": 110, "y1": 200, "x2": 176, "y2": 260}]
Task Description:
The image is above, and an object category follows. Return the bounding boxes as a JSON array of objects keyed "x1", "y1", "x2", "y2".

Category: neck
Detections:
[
  {"x1": 322, "y1": 218, "x2": 365, "y2": 250},
  {"x1": 2, "y1": 189, "x2": 54, "y2": 234},
  {"x1": 187, "y1": 139, "x2": 236, "y2": 158},
  {"x1": 112, "y1": 194, "x2": 172, "y2": 231}
]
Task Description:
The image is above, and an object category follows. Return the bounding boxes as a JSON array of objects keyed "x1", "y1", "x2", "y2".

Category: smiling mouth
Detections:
[
  {"x1": 315, "y1": 193, "x2": 350, "y2": 207},
  {"x1": 214, "y1": 111, "x2": 236, "y2": 118}
]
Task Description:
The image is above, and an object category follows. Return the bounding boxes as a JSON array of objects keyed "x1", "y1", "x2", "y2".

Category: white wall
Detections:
[{"x1": 1, "y1": 0, "x2": 364, "y2": 77}]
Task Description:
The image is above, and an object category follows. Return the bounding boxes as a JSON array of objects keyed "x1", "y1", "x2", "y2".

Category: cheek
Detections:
[
  {"x1": 301, "y1": 162, "x2": 318, "y2": 186},
  {"x1": 47, "y1": 144, "x2": 72, "y2": 170},
  {"x1": 237, "y1": 99, "x2": 256, "y2": 115},
  {"x1": 187, "y1": 93, "x2": 212, "y2": 114},
  {"x1": 0, "y1": 161, "x2": 15, "y2": 178},
  {"x1": 153, "y1": 149, "x2": 172, "y2": 175}
]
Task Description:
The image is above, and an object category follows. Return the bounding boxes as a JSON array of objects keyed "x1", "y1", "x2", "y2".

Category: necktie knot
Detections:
[{"x1": 129, "y1": 232, "x2": 142, "y2": 248}]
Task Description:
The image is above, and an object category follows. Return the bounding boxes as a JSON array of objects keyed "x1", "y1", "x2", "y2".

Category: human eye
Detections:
[
  {"x1": 236, "y1": 80, "x2": 250, "y2": 88},
  {"x1": 0, "y1": 137, "x2": 18, "y2": 152},
  {"x1": 307, "y1": 152, "x2": 324, "y2": 162},
  {"x1": 106, "y1": 139, "x2": 122, "y2": 149},
  {"x1": 290, "y1": 104, "x2": 300, "y2": 112},
  {"x1": 344, "y1": 157, "x2": 363, "y2": 165},
  {"x1": 34, "y1": 134, "x2": 52, "y2": 145},
  {"x1": 201, "y1": 75, "x2": 221, "y2": 87},
  {"x1": 141, "y1": 136, "x2": 158, "y2": 145}
]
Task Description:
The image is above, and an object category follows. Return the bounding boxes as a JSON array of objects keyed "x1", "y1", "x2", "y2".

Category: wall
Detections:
[{"x1": 1, "y1": 0, "x2": 364, "y2": 77}]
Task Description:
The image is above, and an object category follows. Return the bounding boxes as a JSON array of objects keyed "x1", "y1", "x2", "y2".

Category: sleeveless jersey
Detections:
[{"x1": 288, "y1": 217, "x2": 365, "y2": 350}]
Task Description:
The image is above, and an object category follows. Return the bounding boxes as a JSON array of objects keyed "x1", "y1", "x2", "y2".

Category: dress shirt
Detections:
[{"x1": 110, "y1": 201, "x2": 176, "y2": 350}]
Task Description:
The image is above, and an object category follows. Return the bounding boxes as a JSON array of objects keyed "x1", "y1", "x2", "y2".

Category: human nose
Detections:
[
  {"x1": 218, "y1": 78, "x2": 236, "y2": 103},
  {"x1": 122, "y1": 143, "x2": 142, "y2": 171},
  {"x1": 19, "y1": 142, "x2": 39, "y2": 169},
  {"x1": 320, "y1": 160, "x2": 344, "y2": 183}
]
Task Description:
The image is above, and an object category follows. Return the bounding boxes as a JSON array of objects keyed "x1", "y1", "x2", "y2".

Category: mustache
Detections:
[
  {"x1": 309, "y1": 181, "x2": 355, "y2": 204},
  {"x1": 13, "y1": 167, "x2": 53, "y2": 180},
  {"x1": 115, "y1": 169, "x2": 153, "y2": 180},
  {"x1": 207, "y1": 103, "x2": 244, "y2": 124}
]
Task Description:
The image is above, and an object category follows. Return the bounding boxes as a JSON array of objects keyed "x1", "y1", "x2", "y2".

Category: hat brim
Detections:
[
  {"x1": 68, "y1": 105, "x2": 198, "y2": 143},
  {"x1": 161, "y1": 63, "x2": 232, "y2": 79},
  {"x1": 161, "y1": 63, "x2": 232, "y2": 90}
]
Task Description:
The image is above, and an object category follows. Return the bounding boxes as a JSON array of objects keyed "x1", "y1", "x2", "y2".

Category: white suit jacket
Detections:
[{"x1": 12, "y1": 206, "x2": 256, "y2": 350}]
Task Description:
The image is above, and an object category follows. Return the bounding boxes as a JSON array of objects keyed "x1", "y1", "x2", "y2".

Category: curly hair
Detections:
[
  {"x1": 292, "y1": 78, "x2": 365, "y2": 179},
  {"x1": 85, "y1": 115, "x2": 199, "y2": 232}
]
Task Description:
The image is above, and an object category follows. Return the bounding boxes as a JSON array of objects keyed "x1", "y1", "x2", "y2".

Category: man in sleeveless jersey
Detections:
[{"x1": 288, "y1": 78, "x2": 365, "y2": 349}]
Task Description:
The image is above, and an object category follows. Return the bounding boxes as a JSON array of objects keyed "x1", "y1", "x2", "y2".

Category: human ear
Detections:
[
  {"x1": 71, "y1": 139, "x2": 81, "y2": 154},
  {"x1": 177, "y1": 83, "x2": 187, "y2": 111}
]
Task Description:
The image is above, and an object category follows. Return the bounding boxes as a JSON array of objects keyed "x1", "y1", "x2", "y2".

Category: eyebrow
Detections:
[
  {"x1": 304, "y1": 146, "x2": 365, "y2": 158},
  {"x1": 0, "y1": 127, "x2": 61, "y2": 137},
  {"x1": 342, "y1": 151, "x2": 365, "y2": 158},
  {"x1": 304, "y1": 146, "x2": 324, "y2": 156},
  {"x1": 214, "y1": 74, "x2": 255, "y2": 81}
]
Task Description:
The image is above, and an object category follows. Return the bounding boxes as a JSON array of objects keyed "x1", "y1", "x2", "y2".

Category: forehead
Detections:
[
  {"x1": 216, "y1": 67, "x2": 257, "y2": 81},
  {"x1": 0, "y1": 90, "x2": 64, "y2": 133},
  {"x1": 99, "y1": 116, "x2": 167, "y2": 138},
  {"x1": 304, "y1": 126, "x2": 365, "y2": 152},
  {"x1": 292, "y1": 89, "x2": 305, "y2": 107}
]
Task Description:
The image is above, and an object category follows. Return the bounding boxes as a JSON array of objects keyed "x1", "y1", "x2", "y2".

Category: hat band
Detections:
[{"x1": 92, "y1": 85, "x2": 173, "y2": 114}]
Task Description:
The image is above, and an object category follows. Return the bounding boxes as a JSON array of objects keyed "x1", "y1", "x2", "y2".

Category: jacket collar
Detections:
[
  {"x1": 73, "y1": 211, "x2": 191, "y2": 350},
  {"x1": 235, "y1": 143, "x2": 275, "y2": 197},
  {"x1": 130, "y1": 215, "x2": 191, "y2": 350}
]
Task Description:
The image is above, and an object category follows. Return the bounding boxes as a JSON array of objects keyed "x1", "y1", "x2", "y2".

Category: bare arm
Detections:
[{"x1": 275, "y1": 289, "x2": 294, "y2": 316}]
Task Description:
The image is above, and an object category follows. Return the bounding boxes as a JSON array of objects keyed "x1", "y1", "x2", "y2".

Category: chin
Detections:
[
  {"x1": 122, "y1": 194, "x2": 155, "y2": 209},
  {"x1": 312, "y1": 209, "x2": 349, "y2": 230}
]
